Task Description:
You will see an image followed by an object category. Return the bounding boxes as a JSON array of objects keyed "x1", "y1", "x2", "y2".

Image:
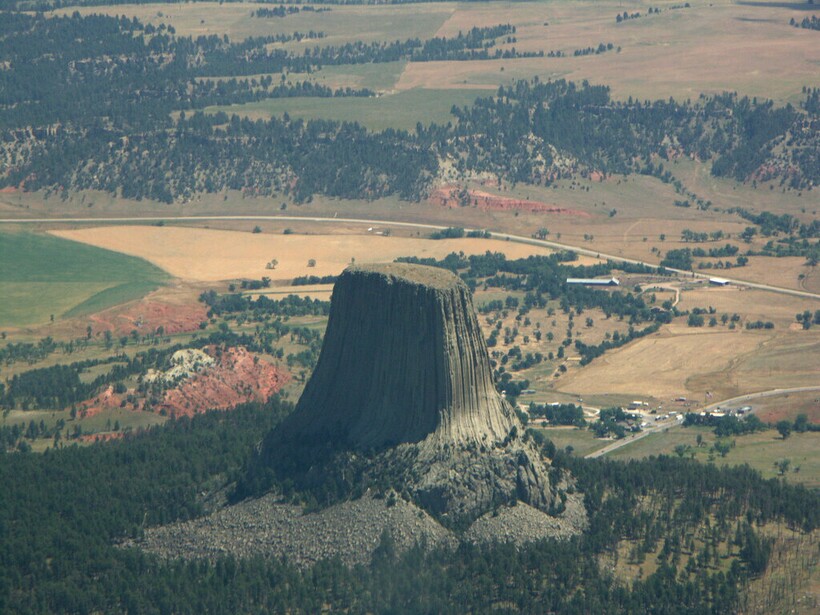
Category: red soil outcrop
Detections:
[
  {"x1": 77, "y1": 385, "x2": 124, "y2": 420},
  {"x1": 77, "y1": 346, "x2": 290, "y2": 422},
  {"x1": 88, "y1": 298, "x2": 209, "y2": 337},
  {"x1": 158, "y1": 346, "x2": 290, "y2": 418},
  {"x1": 429, "y1": 185, "x2": 591, "y2": 217}
]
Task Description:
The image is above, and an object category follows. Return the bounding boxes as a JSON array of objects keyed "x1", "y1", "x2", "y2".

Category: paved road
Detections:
[
  {"x1": 697, "y1": 386, "x2": 820, "y2": 414},
  {"x1": 585, "y1": 385, "x2": 820, "y2": 459},
  {"x1": 585, "y1": 419, "x2": 678, "y2": 459},
  {"x1": 1, "y1": 213, "x2": 818, "y2": 300}
]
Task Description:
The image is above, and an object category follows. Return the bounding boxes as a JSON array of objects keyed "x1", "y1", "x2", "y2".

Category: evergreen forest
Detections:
[{"x1": 1, "y1": 400, "x2": 817, "y2": 613}]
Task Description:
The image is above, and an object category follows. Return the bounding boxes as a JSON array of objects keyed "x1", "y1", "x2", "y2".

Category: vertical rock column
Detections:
[{"x1": 275, "y1": 263, "x2": 514, "y2": 450}]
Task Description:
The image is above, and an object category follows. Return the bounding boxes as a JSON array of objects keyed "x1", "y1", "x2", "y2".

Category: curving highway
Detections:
[{"x1": 1, "y1": 213, "x2": 818, "y2": 301}]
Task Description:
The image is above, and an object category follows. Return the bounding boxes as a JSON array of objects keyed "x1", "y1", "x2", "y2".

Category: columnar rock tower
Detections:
[
  {"x1": 258, "y1": 263, "x2": 557, "y2": 525},
  {"x1": 278, "y1": 263, "x2": 515, "y2": 450}
]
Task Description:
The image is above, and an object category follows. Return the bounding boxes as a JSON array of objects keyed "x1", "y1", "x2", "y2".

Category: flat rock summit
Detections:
[{"x1": 139, "y1": 263, "x2": 585, "y2": 564}]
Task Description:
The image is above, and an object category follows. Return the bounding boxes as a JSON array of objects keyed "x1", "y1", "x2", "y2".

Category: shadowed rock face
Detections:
[
  {"x1": 255, "y1": 263, "x2": 560, "y2": 526},
  {"x1": 276, "y1": 263, "x2": 514, "y2": 450}
]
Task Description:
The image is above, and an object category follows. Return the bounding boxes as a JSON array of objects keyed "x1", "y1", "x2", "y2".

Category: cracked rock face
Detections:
[{"x1": 258, "y1": 263, "x2": 558, "y2": 526}]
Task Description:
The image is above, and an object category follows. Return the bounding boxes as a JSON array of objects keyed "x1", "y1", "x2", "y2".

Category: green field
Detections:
[
  {"x1": 300, "y1": 61, "x2": 407, "y2": 93},
  {"x1": 0, "y1": 231, "x2": 169, "y2": 327},
  {"x1": 608, "y1": 426, "x2": 820, "y2": 488},
  {"x1": 535, "y1": 426, "x2": 610, "y2": 457},
  {"x1": 206, "y1": 88, "x2": 488, "y2": 131}
]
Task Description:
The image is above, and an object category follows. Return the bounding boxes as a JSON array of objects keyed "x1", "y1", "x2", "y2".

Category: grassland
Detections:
[
  {"x1": 751, "y1": 391, "x2": 820, "y2": 424},
  {"x1": 607, "y1": 425, "x2": 820, "y2": 488},
  {"x1": 533, "y1": 426, "x2": 610, "y2": 457},
  {"x1": 0, "y1": 231, "x2": 169, "y2": 327},
  {"x1": 206, "y1": 88, "x2": 487, "y2": 131},
  {"x1": 54, "y1": 3, "x2": 454, "y2": 47},
  {"x1": 290, "y1": 62, "x2": 408, "y2": 93},
  {"x1": 1, "y1": 407, "x2": 168, "y2": 452},
  {"x1": 561, "y1": 325, "x2": 819, "y2": 403},
  {"x1": 46, "y1": 0, "x2": 817, "y2": 131},
  {"x1": 394, "y1": 1, "x2": 818, "y2": 106},
  {"x1": 55, "y1": 2, "x2": 818, "y2": 107}
]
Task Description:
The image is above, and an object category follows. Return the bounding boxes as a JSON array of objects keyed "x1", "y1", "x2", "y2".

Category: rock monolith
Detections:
[
  {"x1": 276, "y1": 263, "x2": 515, "y2": 449},
  {"x1": 256, "y1": 263, "x2": 560, "y2": 525}
]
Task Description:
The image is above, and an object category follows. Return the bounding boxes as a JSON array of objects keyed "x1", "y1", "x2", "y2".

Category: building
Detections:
[
  {"x1": 709, "y1": 277, "x2": 730, "y2": 286},
  {"x1": 566, "y1": 277, "x2": 620, "y2": 286}
]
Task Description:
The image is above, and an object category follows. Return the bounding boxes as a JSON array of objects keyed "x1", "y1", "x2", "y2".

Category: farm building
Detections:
[
  {"x1": 709, "y1": 277, "x2": 730, "y2": 286},
  {"x1": 566, "y1": 277, "x2": 620, "y2": 286}
]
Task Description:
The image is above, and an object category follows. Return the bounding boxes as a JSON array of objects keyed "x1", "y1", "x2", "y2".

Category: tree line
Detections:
[
  {"x1": 253, "y1": 5, "x2": 331, "y2": 18},
  {"x1": 790, "y1": 15, "x2": 820, "y2": 30}
]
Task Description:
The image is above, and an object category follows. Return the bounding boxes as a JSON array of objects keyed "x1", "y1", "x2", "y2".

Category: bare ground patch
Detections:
[
  {"x1": 85, "y1": 283, "x2": 210, "y2": 337},
  {"x1": 752, "y1": 391, "x2": 820, "y2": 424},
  {"x1": 558, "y1": 328, "x2": 765, "y2": 400}
]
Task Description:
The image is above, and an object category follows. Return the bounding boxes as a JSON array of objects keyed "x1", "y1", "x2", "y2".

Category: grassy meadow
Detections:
[
  {"x1": 608, "y1": 425, "x2": 820, "y2": 488},
  {"x1": 0, "y1": 231, "x2": 169, "y2": 327},
  {"x1": 54, "y1": 2, "x2": 454, "y2": 46},
  {"x1": 535, "y1": 426, "x2": 610, "y2": 457},
  {"x1": 206, "y1": 88, "x2": 488, "y2": 131}
]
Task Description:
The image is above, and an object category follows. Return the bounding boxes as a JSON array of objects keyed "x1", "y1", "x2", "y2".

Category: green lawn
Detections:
[
  {"x1": 206, "y1": 88, "x2": 488, "y2": 132},
  {"x1": 0, "y1": 231, "x2": 169, "y2": 327}
]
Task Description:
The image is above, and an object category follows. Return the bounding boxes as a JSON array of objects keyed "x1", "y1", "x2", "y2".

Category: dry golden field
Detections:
[
  {"x1": 559, "y1": 328, "x2": 762, "y2": 400},
  {"x1": 676, "y1": 286, "x2": 817, "y2": 326},
  {"x1": 560, "y1": 325, "x2": 819, "y2": 403},
  {"x1": 54, "y1": 2, "x2": 454, "y2": 48},
  {"x1": 751, "y1": 390, "x2": 820, "y2": 424},
  {"x1": 6, "y1": 175, "x2": 814, "y2": 294},
  {"x1": 50, "y1": 225, "x2": 555, "y2": 283},
  {"x1": 56, "y1": 1, "x2": 819, "y2": 107},
  {"x1": 397, "y1": 1, "x2": 819, "y2": 106}
]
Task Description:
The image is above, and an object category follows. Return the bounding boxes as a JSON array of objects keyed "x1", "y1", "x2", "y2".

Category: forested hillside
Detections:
[
  {"x1": 1, "y1": 11, "x2": 816, "y2": 203},
  {"x1": 0, "y1": 399, "x2": 816, "y2": 613}
]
